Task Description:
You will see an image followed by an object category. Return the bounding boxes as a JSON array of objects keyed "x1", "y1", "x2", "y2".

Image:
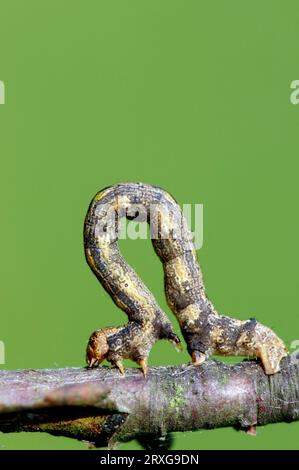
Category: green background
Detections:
[{"x1": 0, "y1": 0, "x2": 298, "y2": 450}]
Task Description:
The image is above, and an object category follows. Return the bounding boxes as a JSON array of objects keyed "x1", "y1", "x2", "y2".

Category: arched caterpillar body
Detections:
[{"x1": 84, "y1": 182, "x2": 287, "y2": 375}]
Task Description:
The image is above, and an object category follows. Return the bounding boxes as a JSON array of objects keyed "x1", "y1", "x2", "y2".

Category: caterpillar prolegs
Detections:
[{"x1": 84, "y1": 183, "x2": 287, "y2": 376}]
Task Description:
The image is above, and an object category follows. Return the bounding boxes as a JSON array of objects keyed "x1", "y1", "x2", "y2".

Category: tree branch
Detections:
[{"x1": 0, "y1": 355, "x2": 298, "y2": 449}]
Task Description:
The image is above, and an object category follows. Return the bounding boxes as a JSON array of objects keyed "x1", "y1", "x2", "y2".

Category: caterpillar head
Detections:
[{"x1": 86, "y1": 327, "x2": 120, "y2": 368}]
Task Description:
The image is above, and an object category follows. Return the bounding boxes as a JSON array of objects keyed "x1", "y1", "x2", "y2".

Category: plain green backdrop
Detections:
[{"x1": 0, "y1": 0, "x2": 298, "y2": 450}]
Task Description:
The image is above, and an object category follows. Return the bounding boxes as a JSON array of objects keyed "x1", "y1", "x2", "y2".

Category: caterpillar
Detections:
[{"x1": 84, "y1": 182, "x2": 287, "y2": 376}]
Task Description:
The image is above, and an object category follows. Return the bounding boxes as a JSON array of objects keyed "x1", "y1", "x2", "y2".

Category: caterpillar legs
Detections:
[
  {"x1": 86, "y1": 321, "x2": 181, "y2": 376},
  {"x1": 86, "y1": 315, "x2": 287, "y2": 376},
  {"x1": 183, "y1": 315, "x2": 288, "y2": 375},
  {"x1": 191, "y1": 351, "x2": 207, "y2": 366}
]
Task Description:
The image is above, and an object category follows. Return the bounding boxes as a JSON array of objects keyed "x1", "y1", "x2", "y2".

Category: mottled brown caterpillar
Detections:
[{"x1": 84, "y1": 183, "x2": 287, "y2": 376}]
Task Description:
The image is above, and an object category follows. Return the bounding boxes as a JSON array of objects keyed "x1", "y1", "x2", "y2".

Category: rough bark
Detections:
[{"x1": 0, "y1": 355, "x2": 298, "y2": 449}]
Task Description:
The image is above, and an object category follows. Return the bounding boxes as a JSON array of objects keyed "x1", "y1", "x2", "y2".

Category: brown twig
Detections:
[{"x1": 0, "y1": 354, "x2": 298, "y2": 449}]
